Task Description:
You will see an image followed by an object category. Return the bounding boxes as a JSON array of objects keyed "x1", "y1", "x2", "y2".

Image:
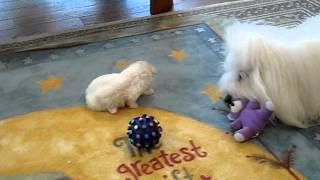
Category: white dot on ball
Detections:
[{"x1": 152, "y1": 132, "x2": 156, "y2": 136}]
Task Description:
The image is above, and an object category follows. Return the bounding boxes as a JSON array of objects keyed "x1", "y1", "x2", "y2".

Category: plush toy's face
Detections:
[{"x1": 230, "y1": 100, "x2": 243, "y2": 113}]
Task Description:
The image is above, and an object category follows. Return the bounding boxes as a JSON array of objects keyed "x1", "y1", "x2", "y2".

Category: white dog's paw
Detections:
[
  {"x1": 143, "y1": 88, "x2": 154, "y2": 95},
  {"x1": 234, "y1": 133, "x2": 246, "y2": 142},
  {"x1": 230, "y1": 101, "x2": 243, "y2": 113},
  {"x1": 108, "y1": 107, "x2": 118, "y2": 114},
  {"x1": 265, "y1": 101, "x2": 273, "y2": 111}
]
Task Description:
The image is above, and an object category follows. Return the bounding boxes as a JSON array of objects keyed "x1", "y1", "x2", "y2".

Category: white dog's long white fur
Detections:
[
  {"x1": 86, "y1": 61, "x2": 156, "y2": 114},
  {"x1": 218, "y1": 16, "x2": 320, "y2": 128}
]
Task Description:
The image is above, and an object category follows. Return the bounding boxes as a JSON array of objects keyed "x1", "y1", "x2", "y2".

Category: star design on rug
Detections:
[
  {"x1": 49, "y1": 54, "x2": 59, "y2": 60},
  {"x1": 208, "y1": 37, "x2": 216, "y2": 44},
  {"x1": 129, "y1": 38, "x2": 140, "y2": 43},
  {"x1": 38, "y1": 75, "x2": 64, "y2": 93},
  {"x1": 202, "y1": 83, "x2": 222, "y2": 102},
  {"x1": 103, "y1": 43, "x2": 114, "y2": 49},
  {"x1": 75, "y1": 49, "x2": 85, "y2": 55},
  {"x1": 23, "y1": 57, "x2": 33, "y2": 64},
  {"x1": 168, "y1": 49, "x2": 187, "y2": 61},
  {"x1": 115, "y1": 59, "x2": 129, "y2": 69},
  {"x1": 151, "y1": 35, "x2": 161, "y2": 40},
  {"x1": 0, "y1": 61, "x2": 7, "y2": 70},
  {"x1": 314, "y1": 133, "x2": 320, "y2": 141},
  {"x1": 195, "y1": 27, "x2": 205, "y2": 33}
]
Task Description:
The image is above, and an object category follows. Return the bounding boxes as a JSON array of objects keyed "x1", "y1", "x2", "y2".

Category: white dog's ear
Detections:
[{"x1": 249, "y1": 37, "x2": 281, "y2": 76}]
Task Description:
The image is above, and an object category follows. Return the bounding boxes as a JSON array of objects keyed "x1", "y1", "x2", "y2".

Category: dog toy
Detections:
[
  {"x1": 127, "y1": 114, "x2": 162, "y2": 150},
  {"x1": 227, "y1": 99, "x2": 273, "y2": 142}
]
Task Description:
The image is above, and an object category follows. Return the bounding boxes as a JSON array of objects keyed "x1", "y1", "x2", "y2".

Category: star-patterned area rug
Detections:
[{"x1": 1, "y1": 0, "x2": 320, "y2": 180}]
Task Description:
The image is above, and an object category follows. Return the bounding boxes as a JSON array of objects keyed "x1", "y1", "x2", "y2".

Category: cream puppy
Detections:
[{"x1": 86, "y1": 61, "x2": 156, "y2": 114}]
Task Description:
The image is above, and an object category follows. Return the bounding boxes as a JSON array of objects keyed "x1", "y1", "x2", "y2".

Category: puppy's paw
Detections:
[
  {"x1": 108, "y1": 107, "x2": 118, "y2": 114},
  {"x1": 128, "y1": 102, "x2": 139, "y2": 109}
]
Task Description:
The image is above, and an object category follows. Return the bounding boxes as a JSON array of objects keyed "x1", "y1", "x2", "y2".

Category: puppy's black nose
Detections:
[{"x1": 223, "y1": 94, "x2": 234, "y2": 108}]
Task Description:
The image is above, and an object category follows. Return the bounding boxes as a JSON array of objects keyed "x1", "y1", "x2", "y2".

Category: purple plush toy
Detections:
[{"x1": 227, "y1": 99, "x2": 273, "y2": 142}]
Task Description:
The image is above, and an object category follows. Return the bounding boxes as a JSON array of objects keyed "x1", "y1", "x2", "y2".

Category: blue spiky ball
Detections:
[{"x1": 127, "y1": 114, "x2": 162, "y2": 150}]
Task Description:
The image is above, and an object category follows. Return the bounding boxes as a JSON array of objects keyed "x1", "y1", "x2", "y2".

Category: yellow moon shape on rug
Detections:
[{"x1": 0, "y1": 106, "x2": 304, "y2": 180}]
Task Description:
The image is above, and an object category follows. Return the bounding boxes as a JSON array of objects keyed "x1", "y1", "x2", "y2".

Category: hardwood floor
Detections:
[{"x1": 0, "y1": 0, "x2": 237, "y2": 42}]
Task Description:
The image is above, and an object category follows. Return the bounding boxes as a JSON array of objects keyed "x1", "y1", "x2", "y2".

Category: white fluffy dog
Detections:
[
  {"x1": 218, "y1": 15, "x2": 320, "y2": 128},
  {"x1": 86, "y1": 61, "x2": 156, "y2": 114}
]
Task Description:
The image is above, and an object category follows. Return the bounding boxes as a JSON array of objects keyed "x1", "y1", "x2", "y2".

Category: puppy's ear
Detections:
[{"x1": 138, "y1": 72, "x2": 152, "y2": 80}]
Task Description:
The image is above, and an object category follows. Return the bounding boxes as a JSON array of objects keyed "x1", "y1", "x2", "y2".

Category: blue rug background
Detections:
[{"x1": 0, "y1": 24, "x2": 319, "y2": 179}]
